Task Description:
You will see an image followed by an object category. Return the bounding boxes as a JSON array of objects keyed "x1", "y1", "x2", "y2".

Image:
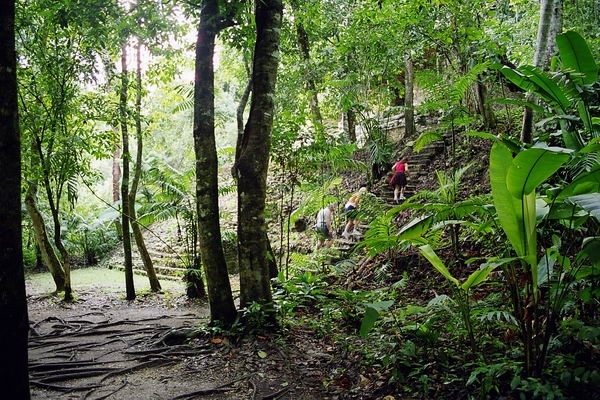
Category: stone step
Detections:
[{"x1": 109, "y1": 265, "x2": 183, "y2": 281}]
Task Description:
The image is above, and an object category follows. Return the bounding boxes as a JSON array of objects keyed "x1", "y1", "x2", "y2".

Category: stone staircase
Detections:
[
  {"x1": 101, "y1": 221, "x2": 188, "y2": 281},
  {"x1": 330, "y1": 130, "x2": 449, "y2": 252},
  {"x1": 371, "y1": 138, "x2": 447, "y2": 206}
]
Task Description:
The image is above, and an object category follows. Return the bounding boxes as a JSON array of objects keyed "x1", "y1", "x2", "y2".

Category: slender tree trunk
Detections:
[
  {"x1": 30, "y1": 123, "x2": 72, "y2": 299},
  {"x1": 42, "y1": 171, "x2": 72, "y2": 300},
  {"x1": 53, "y1": 231, "x2": 72, "y2": 301},
  {"x1": 112, "y1": 134, "x2": 123, "y2": 239},
  {"x1": 113, "y1": 143, "x2": 121, "y2": 203},
  {"x1": 404, "y1": 53, "x2": 416, "y2": 138},
  {"x1": 194, "y1": 0, "x2": 236, "y2": 325},
  {"x1": 521, "y1": 0, "x2": 562, "y2": 143},
  {"x1": 235, "y1": 74, "x2": 252, "y2": 172},
  {"x1": 0, "y1": 3, "x2": 31, "y2": 393},
  {"x1": 120, "y1": 44, "x2": 135, "y2": 300},
  {"x1": 39, "y1": 166, "x2": 72, "y2": 300},
  {"x1": 235, "y1": 0, "x2": 283, "y2": 318},
  {"x1": 476, "y1": 76, "x2": 496, "y2": 130},
  {"x1": 130, "y1": 39, "x2": 161, "y2": 292},
  {"x1": 296, "y1": 22, "x2": 322, "y2": 127},
  {"x1": 185, "y1": 216, "x2": 206, "y2": 299},
  {"x1": 25, "y1": 180, "x2": 65, "y2": 292},
  {"x1": 346, "y1": 108, "x2": 357, "y2": 143}
]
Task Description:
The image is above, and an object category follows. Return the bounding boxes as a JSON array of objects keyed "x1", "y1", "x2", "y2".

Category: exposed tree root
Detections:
[
  {"x1": 260, "y1": 385, "x2": 292, "y2": 400},
  {"x1": 87, "y1": 380, "x2": 129, "y2": 400},
  {"x1": 29, "y1": 359, "x2": 115, "y2": 371},
  {"x1": 35, "y1": 367, "x2": 117, "y2": 383},
  {"x1": 29, "y1": 380, "x2": 103, "y2": 392},
  {"x1": 28, "y1": 307, "x2": 307, "y2": 400},
  {"x1": 171, "y1": 374, "x2": 254, "y2": 400},
  {"x1": 99, "y1": 358, "x2": 179, "y2": 383}
]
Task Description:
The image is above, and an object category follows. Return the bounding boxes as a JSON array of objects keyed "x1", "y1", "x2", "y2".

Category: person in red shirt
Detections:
[{"x1": 389, "y1": 158, "x2": 408, "y2": 202}]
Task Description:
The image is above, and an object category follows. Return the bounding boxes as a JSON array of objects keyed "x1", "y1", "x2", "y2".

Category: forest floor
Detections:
[{"x1": 26, "y1": 268, "x2": 379, "y2": 400}]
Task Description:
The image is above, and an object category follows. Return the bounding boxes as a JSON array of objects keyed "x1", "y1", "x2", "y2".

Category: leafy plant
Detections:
[
  {"x1": 487, "y1": 33, "x2": 599, "y2": 381},
  {"x1": 419, "y1": 244, "x2": 493, "y2": 352},
  {"x1": 497, "y1": 31, "x2": 599, "y2": 153}
]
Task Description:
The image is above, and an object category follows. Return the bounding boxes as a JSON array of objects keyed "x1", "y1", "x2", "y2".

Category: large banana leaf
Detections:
[
  {"x1": 499, "y1": 66, "x2": 572, "y2": 113},
  {"x1": 507, "y1": 146, "x2": 572, "y2": 198},
  {"x1": 490, "y1": 143, "x2": 527, "y2": 257},
  {"x1": 490, "y1": 143, "x2": 571, "y2": 300},
  {"x1": 556, "y1": 165, "x2": 600, "y2": 199},
  {"x1": 519, "y1": 66, "x2": 575, "y2": 113},
  {"x1": 557, "y1": 31, "x2": 598, "y2": 86},
  {"x1": 567, "y1": 193, "x2": 600, "y2": 221}
]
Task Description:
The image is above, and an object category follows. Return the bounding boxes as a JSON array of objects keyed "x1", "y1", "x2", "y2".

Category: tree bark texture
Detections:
[
  {"x1": 113, "y1": 143, "x2": 121, "y2": 203},
  {"x1": 130, "y1": 39, "x2": 161, "y2": 292},
  {"x1": 476, "y1": 77, "x2": 496, "y2": 130},
  {"x1": 235, "y1": 76, "x2": 252, "y2": 173},
  {"x1": 194, "y1": 0, "x2": 237, "y2": 325},
  {"x1": 0, "y1": 1, "x2": 31, "y2": 395},
  {"x1": 236, "y1": 0, "x2": 283, "y2": 311},
  {"x1": 120, "y1": 44, "x2": 135, "y2": 300},
  {"x1": 346, "y1": 107, "x2": 357, "y2": 143}
]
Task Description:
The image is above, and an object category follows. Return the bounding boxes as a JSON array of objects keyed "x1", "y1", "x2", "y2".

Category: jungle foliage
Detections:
[{"x1": 14, "y1": 0, "x2": 600, "y2": 398}]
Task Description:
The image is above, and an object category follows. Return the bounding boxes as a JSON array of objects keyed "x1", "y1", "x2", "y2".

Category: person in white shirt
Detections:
[{"x1": 315, "y1": 203, "x2": 335, "y2": 248}]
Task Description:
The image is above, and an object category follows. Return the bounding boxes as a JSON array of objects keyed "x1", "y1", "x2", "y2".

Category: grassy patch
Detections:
[{"x1": 25, "y1": 267, "x2": 185, "y2": 296}]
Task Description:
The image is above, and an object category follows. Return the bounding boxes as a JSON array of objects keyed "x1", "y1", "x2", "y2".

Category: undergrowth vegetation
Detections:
[{"x1": 262, "y1": 31, "x2": 600, "y2": 399}]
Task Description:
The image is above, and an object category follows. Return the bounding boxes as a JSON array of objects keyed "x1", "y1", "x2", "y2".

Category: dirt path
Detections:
[{"x1": 26, "y1": 271, "x2": 342, "y2": 400}]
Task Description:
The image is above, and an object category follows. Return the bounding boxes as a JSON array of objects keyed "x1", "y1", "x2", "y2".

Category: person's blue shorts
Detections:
[{"x1": 344, "y1": 205, "x2": 359, "y2": 219}]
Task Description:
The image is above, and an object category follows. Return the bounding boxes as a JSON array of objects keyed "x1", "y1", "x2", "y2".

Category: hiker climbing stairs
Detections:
[
  {"x1": 372, "y1": 138, "x2": 446, "y2": 206},
  {"x1": 328, "y1": 134, "x2": 447, "y2": 252}
]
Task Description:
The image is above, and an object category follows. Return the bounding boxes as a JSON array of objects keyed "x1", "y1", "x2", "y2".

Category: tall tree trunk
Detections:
[
  {"x1": 404, "y1": 54, "x2": 416, "y2": 138},
  {"x1": 30, "y1": 123, "x2": 72, "y2": 299},
  {"x1": 194, "y1": 0, "x2": 236, "y2": 326},
  {"x1": 130, "y1": 39, "x2": 161, "y2": 292},
  {"x1": 0, "y1": 2, "x2": 31, "y2": 394},
  {"x1": 235, "y1": 0, "x2": 283, "y2": 317},
  {"x1": 120, "y1": 44, "x2": 135, "y2": 300},
  {"x1": 233, "y1": 55, "x2": 279, "y2": 282},
  {"x1": 296, "y1": 22, "x2": 323, "y2": 127},
  {"x1": 520, "y1": 0, "x2": 563, "y2": 143},
  {"x1": 476, "y1": 76, "x2": 496, "y2": 130},
  {"x1": 113, "y1": 143, "x2": 121, "y2": 203}
]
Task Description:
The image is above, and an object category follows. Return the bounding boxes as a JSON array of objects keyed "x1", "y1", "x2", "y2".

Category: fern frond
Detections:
[{"x1": 413, "y1": 129, "x2": 443, "y2": 152}]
